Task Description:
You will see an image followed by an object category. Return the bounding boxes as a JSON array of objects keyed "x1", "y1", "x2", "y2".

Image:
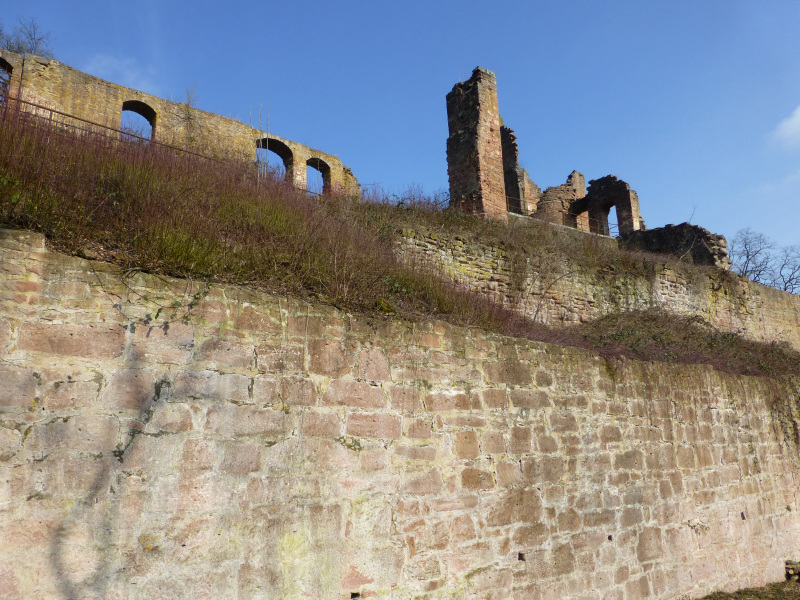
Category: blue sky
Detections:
[{"x1": 6, "y1": 1, "x2": 800, "y2": 246}]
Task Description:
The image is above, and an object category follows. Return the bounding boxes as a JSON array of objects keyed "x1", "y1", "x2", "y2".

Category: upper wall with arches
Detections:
[{"x1": 0, "y1": 48, "x2": 359, "y2": 195}]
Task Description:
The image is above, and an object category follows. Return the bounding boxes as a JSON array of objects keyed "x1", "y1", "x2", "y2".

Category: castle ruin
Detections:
[
  {"x1": 446, "y1": 67, "x2": 646, "y2": 235},
  {"x1": 0, "y1": 49, "x2": 359, "y2": 195}
]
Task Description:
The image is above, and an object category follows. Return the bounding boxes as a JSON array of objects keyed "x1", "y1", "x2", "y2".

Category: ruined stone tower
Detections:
[{"x1": 445, "y1": 67, "x2": 507, "y2": 220}]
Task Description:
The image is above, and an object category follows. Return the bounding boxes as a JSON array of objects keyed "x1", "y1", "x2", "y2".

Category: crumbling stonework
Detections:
[
  {"x1": 0, "y1": 49, "x2": 359, "y2": 195},
  {"x1": 538, "y1": 171, "x2": 587, "y2": 226},
  {"x1": 446, "y1": 67, "x2": 507, "y2": 219},
  {"x1": 445, "y1": 68, "x2": 645, "y2": 238},
  {"x1": 571, "y1": 175, "x2": 646, "y2": 236},
  {"x1": 623, "y1": 223, "x2": 732, "y2": 270},
  {"x1": 400, "y1": 226, "x2": 800, "y2": 351},
  {"x1": 2, "y1": 228, "x2": 800, "y2": 600}
]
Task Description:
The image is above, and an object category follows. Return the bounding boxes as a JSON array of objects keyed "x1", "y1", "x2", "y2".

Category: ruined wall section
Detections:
[
  {"x1": 400, "y1": 227, "x2": 800, "y2": 351},
  {"x1": 1, "y1": 228, "x2": 800, "y2": 600},
  {"x1": 446, "y1": 67, "x2": 507, "y2": 219},
  {"x1": 0, "y1": 50, "x2": 359, "y2": 194},
  {"x1": 623, "y1": 223, "x2": 732, "y2": 270},
  {"x1": 569, "y1": 175, "x2": 645, "y2": 236},
  {"x1": 536, "y1": 170, "x2": 587, "y2": 227}
]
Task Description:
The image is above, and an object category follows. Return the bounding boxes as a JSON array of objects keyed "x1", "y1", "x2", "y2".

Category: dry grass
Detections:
[
  {"x1": 2, "y1": 103, "x2": 800, "y2": 380},
  {"x1": 700, "y1": 580, "x2": 800, "y2": 599}
]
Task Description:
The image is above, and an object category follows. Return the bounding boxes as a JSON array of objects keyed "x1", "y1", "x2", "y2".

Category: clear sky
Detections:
[{"x1": 5, "y1": 1, "x2": 800, "y2": 246}]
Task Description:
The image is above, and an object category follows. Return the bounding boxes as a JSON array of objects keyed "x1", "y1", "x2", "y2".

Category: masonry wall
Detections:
[
  {"x1": 0, "y1": 50, "x2": 359, "y2": 194},
  {"x1": 2, "y1": 228, "x2": 800, "y2": 600},
  {"x1": 446, "y1": 68, "x2": 507, "y2": 219},
  {"x1": 400, "y1": 226, "x2": 800, "y2": 352}
]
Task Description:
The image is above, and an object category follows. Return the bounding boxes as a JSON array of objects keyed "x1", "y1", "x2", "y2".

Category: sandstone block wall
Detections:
[
  {"x1": 2, "y1": 228, "x2": 800, "y2": 600},
  {"x1": 0, "y1": 49, "x2": 359, "y2": 194},
  {"x1": 400, "y1": 227, "x2": 800, "y2": 352}
]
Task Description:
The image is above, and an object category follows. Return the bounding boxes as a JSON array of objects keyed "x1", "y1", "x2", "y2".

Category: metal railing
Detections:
[{"x1": 0, "y1": 95, "x2": 327, "y2": 199}]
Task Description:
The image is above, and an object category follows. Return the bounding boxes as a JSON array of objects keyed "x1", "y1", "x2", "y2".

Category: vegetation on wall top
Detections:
[{"x1": 1, "y1": 100, "x2": 799, "y2": 379}]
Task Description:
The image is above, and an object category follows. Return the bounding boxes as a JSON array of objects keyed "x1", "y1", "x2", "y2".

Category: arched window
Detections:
[
  {"x1": 256, "y1": 137, "x2": 293, "y2": 182},
  {"x1": 306, "y1": 157, "x2": 331, "y2": 195},
  {"x1": 0, "y1": 58, "x2": 12, "y2": 103},
  {"x1": 121, "y1": 100, "x2": 156, "y2": 140}
]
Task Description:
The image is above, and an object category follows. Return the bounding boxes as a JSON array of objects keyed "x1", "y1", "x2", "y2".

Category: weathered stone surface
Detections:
[
  {"x1": 623, "y1": 222, "x2": 732, "y2": 269},
  {"x1": 0, "y1": 364, "x2": 38, "y2": 408},
  {"x1": 322, "y1": 380, "x2": 386, "y2": 408},
  {"x1": 1, "y1": 229, "x2": 799, "y2": 600},
  {"x1": 446, "y1": 67, "x2": 507, "y2": 219},
  {"x1": 18, "y1": 322, "x2": 124, "y2": 358},
  {"x1": 400, "y1": 225, "x2": 798, "y2": 350}
]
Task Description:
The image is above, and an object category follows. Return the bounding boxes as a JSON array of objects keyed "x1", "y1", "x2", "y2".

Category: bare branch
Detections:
[
  {"x1": 0, "y1": 18, "x2": 54, "y2": 58},
  {"x1": 729, "y1": 227, "x2": 775, "y2": 285},
  {"x1": 774, "y1": 245, "x2": 800, "y2": 294}
]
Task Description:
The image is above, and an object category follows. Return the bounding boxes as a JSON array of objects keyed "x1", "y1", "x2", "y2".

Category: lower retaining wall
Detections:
[{"x1": 1, "y1": 228, "x2": 800, "y2": 599}]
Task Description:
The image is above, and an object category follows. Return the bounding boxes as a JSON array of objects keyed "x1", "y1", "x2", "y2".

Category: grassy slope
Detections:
[{"x1": 1, "y1": 105, "x2": 800, "y2": 379}]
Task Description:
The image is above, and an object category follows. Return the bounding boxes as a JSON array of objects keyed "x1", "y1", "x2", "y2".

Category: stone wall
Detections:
[
  {"x1": 623, "y1": 223, "x2": 732, "y2": 270},
  {"x1": 0, "y1": 50, "x2": 359, "y2": 194},
  {"x1": 2, "y1": 227, "x2": 800, "y2": 600},
  {"x1": 446, "y1": 67, "x2": 507, "y2": 219},
  {"x1": 400, "y1": 226, "x2": 800, "y2": 351}
]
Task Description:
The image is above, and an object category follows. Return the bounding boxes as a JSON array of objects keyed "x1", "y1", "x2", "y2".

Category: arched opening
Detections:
[
  {"x1": 306, "y1": 157, "x2": 331, "y2": 195},
  {"x1": 256, "y1": 137, "x2": 293, "y2": 182},
  {"x1": 0, "y1": 58, "x2": 12, "y2": 103},
  {"x1": 121, "y1": 100, "x2": 156, "y2": 140}
]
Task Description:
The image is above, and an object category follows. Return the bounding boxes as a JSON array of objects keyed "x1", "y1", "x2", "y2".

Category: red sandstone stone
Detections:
[
  {"x1": 42, "y1": 378, "x2": 99, "y2": 410},
  {"x1": 280, "y1": 376, "x2": 317, "y2": 406},
  {"x1": 286, "y1": 315, "x2": 324, "y2": 337},
  {"x1": 181, "y1": 438, "x2": 217, "y2": 472},
  {"x1": 197, "y1": 338, "x2": 254, "y2": 368},
  {"x1": 255, "y1": 343, "x2": 305, "y2": 373},
  {"x1": 309, "y1": 339, "x2": 349, "y2": 377},
  {"x1": 390, "y1": 386, "x2": 422, "y2": 411},
  {"x1": 130, "y1": 321, "x2": 194, "y2": 364},
  {"x1": 481, "y1": 388, "x2": 507, "y2": 409},
  {"x1": 0, "y1": 318, "x2": 11, "y2": 351},
  {"x1": 25, "y1": 414, "x2": 119, "y2": 453},
  {"x1": 301, "y1": 410, "x2": 341, "y2": 437},
  {"x1": 484, "y1": 360, "x2": 532, "y2": 385},
  {"x1": 357, "y1": 347, "x2": 390, "y2": 381},
  {"x1": 455, "y1": 430, "x2": 479, "y2": 459},
  {"x1": 461, "y1": 467, "x2": 494, "y2": 490},
  {"x1": 346, "y1": 412, "x2": 401, "y2": 439},
  {"x1": 18, "y1": 322, "x2": 124, "y2": 358},
  {"x1": 360, "y1": 448, "x2": 389, "y2": 471},
  {"x1": 403, "y1": 469, "x2": 443, "y2": 495},
  {"x1": 510, "y1": 427, "x2": 532, "y2": 454},
  {"x1": 394, "y1": 444, "x2": 436, "y2": 461},
  {"x1": 205, "y1": 404, "x2": 287, "y2": 438},
  {"x1": 0, "y1": 364, "x2": 38, "y2": 408},
  {"x1": 424, "y1": 391, "x2": 469, "y2": 411},
  {"x1": 101, "y1": 368, "x2": 160, "y2": 412},
  {"x1": 233, "y1": 305, "x2": 280, "y2": 333},
  {"x1": 220, "y1": 443, "x2": 261, "y2": 474},
  {"x1": 482, "y1": 431, "x2": 506, "y2": 454},
  {"x1": 146, "y1": 403, "x2": 193, "y2": 433},
  {"x1": 406, "y1": 419, "x2": 432, "y2": 439},
  {"x1": 322, "y1": 380, "x2": 386, "y2": 408},
  {"x1": 172, "y1": 370, "x2": 250, "y2": 403},
  {"x1": 510, "y1": 389, "x2": 550, "y2": 409}
]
